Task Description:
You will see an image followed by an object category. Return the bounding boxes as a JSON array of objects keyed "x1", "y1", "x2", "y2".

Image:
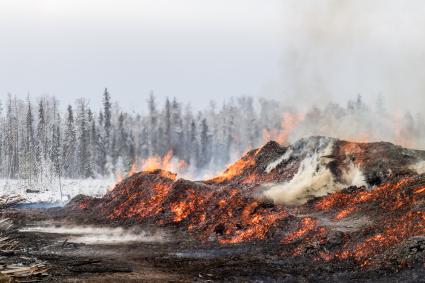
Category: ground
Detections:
[{"x1": 0, "y1": 207, "x2": 424, "y2": 282}]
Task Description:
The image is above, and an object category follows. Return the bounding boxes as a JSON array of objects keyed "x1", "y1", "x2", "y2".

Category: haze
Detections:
[{"x1": 0, "y1": 0, "x2": 424, "y2": 112}]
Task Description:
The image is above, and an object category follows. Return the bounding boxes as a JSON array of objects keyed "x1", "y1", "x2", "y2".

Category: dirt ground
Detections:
[{"x1": 0, "y1": 207, "x2": 423, "y2": 282}]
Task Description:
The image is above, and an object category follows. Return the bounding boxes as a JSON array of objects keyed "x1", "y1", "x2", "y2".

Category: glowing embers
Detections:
[
  {"x1": 414, "y1": 186, "x2": 425, "y2": 194},
  {"x1": 217, "y1": 200, "x2": 287, "y2": 244},
  {"x1": 209, "y1": 156, "x2": 256, "y2": 184},
  {"x1": 170, "y1": 189, "x2": 209, "y2": 222},
  {"x1": 128, "y1": 183, "x2": 173, "y2": 218},
  {"x1": 165, "y1": 188, "x2": 288, "y2": 244},
  {"x1": 282, "y1": 217, "x2": 317, "y2": 244},
  {"x1": 310, "y1": 177, "x2": 425, "y2": 266},
  {"x1": 314, "y1": 177, "x2": 414, "y2": 219},
  {"x1": 335, "y1": 211, "x2": 425, "y2": 266},
  {"x1": 109, "y1": 183, "x2": 172, "y2": 220},
  {"x1": 106, "y1": 172, "x2": 176, "y2": 221},
  {"x1": 171, "y1": 185, "x2": 288, "y2": 244}
]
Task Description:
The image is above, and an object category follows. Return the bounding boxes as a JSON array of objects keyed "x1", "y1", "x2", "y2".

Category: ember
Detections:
[{"x1": 67, "y1": 136, "x2": 425, "y2": 276}]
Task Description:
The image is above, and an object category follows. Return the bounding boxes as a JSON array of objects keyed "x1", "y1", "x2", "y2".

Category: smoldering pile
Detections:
[{"x1": 67, "y1": 136, "x2": 425, "y2": 271}]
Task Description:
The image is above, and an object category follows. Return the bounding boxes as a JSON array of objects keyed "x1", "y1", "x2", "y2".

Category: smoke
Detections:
[
  {"x1": 341, "y1": 163, "x2": 367, "y2": 188},
  {"x1": 20, "y1": 225, "x2": 168, "y2": 245},
  {"x1": 274, "y1": 0, "x2": 425, "y2": 113},
  {"x1": 263, "y1": 137, "x2": 366, "y2": 205},
  {"x1": 270, "y1": 95, "x2": 425, "y2": 150},
  {"x1": 265, "y1": 147, "x2": 293, "y2": 174},
  {"x1": 410, "y1": 161, "x2": 425, "y2": 175}
]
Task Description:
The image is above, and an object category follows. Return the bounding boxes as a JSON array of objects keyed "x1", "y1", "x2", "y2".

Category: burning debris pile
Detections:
[{"x1": 69, "y1": 136, "x2": 425, "y2": 271}]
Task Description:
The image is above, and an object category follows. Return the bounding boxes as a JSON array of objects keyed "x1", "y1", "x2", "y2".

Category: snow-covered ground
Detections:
[{"x1": 0, "y1": 178, "x2": 114, "y2": 205}]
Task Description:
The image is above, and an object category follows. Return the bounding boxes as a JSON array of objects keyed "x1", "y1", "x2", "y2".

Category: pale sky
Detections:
[
  {"x1": 0, "y1": 0, "x2": 285, "y2": 110},
  {"x1": 1, "y1": 0, "x2": 425, "y2": 111}
]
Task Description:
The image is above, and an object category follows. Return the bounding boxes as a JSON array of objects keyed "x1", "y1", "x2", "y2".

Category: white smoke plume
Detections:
[
  {"x1": 20, "y1": 225, "x2": 168, "y2": 245},
  {"x1": 410, "y1": 161, "x2": 425, "y2": 175},
  {"x1": 263, "y1": 137, "x2": 366, "y2": 205}
]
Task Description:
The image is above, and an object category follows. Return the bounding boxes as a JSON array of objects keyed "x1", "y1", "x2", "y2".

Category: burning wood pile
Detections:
[{"x1": 69, "y1": 136, "x2": 425, "y2": 271}]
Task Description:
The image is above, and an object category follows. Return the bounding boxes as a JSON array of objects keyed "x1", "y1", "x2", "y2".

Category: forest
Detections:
[{"x1": 0, "y1": 89, "x2": 424, "y2": 183}]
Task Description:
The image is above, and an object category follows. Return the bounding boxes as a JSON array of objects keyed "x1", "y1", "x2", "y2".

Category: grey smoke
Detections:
[{"x1": 273, "y1": 0, "x2": 425, "y2": 113}]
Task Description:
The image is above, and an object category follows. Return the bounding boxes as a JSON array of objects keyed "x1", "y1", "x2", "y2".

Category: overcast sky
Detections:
[{"x1": 0, "y1": 0, "x2": 425, "y2": 112}]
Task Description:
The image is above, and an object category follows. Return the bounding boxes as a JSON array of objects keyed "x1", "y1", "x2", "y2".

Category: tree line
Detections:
[
  {"x1": 0, "y1": 90, "x2": 423, "y2": 182},
  {"x1": 0, "y1": 90, "x2": 285, "y2": 181}
]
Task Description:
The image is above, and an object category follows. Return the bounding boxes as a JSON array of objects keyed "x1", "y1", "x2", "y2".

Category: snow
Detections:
[{"x1": 0, "y1": 178, "x2": 114, "y2": 205}]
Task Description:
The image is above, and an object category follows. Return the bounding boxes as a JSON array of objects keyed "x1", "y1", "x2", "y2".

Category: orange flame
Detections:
[
  {"x1": 282, "y1": 217, "x2": 317, "y2": 244},
  {"x1": 209, "y1": 157, "x2": 256, "y2": 184},
  {"x1": 263, "y1": 112, "x2": 305, "y2": 145},
  {"x1": 110, "y1": 151, "x2": 189, "y2": 192}
]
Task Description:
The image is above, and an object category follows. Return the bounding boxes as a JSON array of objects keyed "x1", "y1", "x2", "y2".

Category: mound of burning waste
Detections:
[{"x1": 68, "y1": 136, "x2": 425, "y2": 268}]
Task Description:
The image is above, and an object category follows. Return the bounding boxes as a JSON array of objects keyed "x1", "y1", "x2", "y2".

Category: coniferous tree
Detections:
[
  {"x1": 24, "y1": 99, "x2": 36, "y2": 181},
  {"x1": 76, "y1": 100, "x2": 93, "y2": 178},
  {"x1": 103, "y1": 88, "x2": 112, "y2": 145},
  {"x1": 147, "y1": 92, "x2": 158, "y2": 155},
  {"x1": 199, "y1": 118, "x2": 211, "y2": 168},
  {"x1": 62, "y1": 105, "x2": 77, "y2": 178},
  {"x1": 37, "y1": 100, "x2": 47, "y2": 161}
]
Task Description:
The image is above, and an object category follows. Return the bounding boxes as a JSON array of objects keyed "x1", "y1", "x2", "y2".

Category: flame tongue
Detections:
[{"x1": 69, "y1": 136, "x2": 425, "y2": 269}]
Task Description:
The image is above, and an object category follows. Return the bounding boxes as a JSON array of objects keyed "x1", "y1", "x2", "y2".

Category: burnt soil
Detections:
[{"x1": 1, "y1": 207, "x2": 424, "y2": 283}]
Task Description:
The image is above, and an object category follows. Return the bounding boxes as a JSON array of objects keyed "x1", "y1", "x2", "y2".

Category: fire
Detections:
[
  {"x1": 218, "y1": 210, "x2": 287, "y2": 244},
  {"x1": 110, "y1": 151, "x2": 188, "y2": 191},
  {"x1": 282, "y1": 217, "x2": 317, "y2": 244},
  {"x1": 415, "y1": 186, "x2": 425, "y2": 194},
  {"x1": 214, "y1": 199, "x2": 288, "y2": 244},
  {"x1": 334, "y1": 207, "x2": 355, "y2": 220},
  {"x1": 263, "y1": 112, "x2": 305, "y2": 145},
  {"x1": 209, "y1": 156, "x2": 256, "y2": 183},
  {"x1": 78, "y1": 198, "x2": 91, "y2": 209},
  {"x1": 142, "y1": 151, "x2": 173, "y2": 172},
  {"x1": 107, "y1": 179, "x2": 174, "y2": 220},
  {"x1": 315, "y1": 177, "x2": 413, "y2": 214},
  {"x1": 170, "y1": 190, "x2": 199, "y2": 222},
  {"x1": 335, "y1": 211, "x2": 425, "y2": 265},
  {"x1": 171, "y1": 201, "x2": 194, "y2": 222},
  {"x1": 72, "y1": 136, "x2": 425, "y2": 272},
  {"x1": 310, "y1": 176, "x2": 425, "y2": 266},
  {"x1": 278, "y1": 112, "x2": 305, "y2": 144},
  {"x1": 127, "y1": 163, "x2": 138, "y2": 177}
]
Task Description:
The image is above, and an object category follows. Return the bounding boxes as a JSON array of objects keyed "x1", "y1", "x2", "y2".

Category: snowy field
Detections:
[{"x1": 0, "y1": 178, "x2": 114, "y2": 205}]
